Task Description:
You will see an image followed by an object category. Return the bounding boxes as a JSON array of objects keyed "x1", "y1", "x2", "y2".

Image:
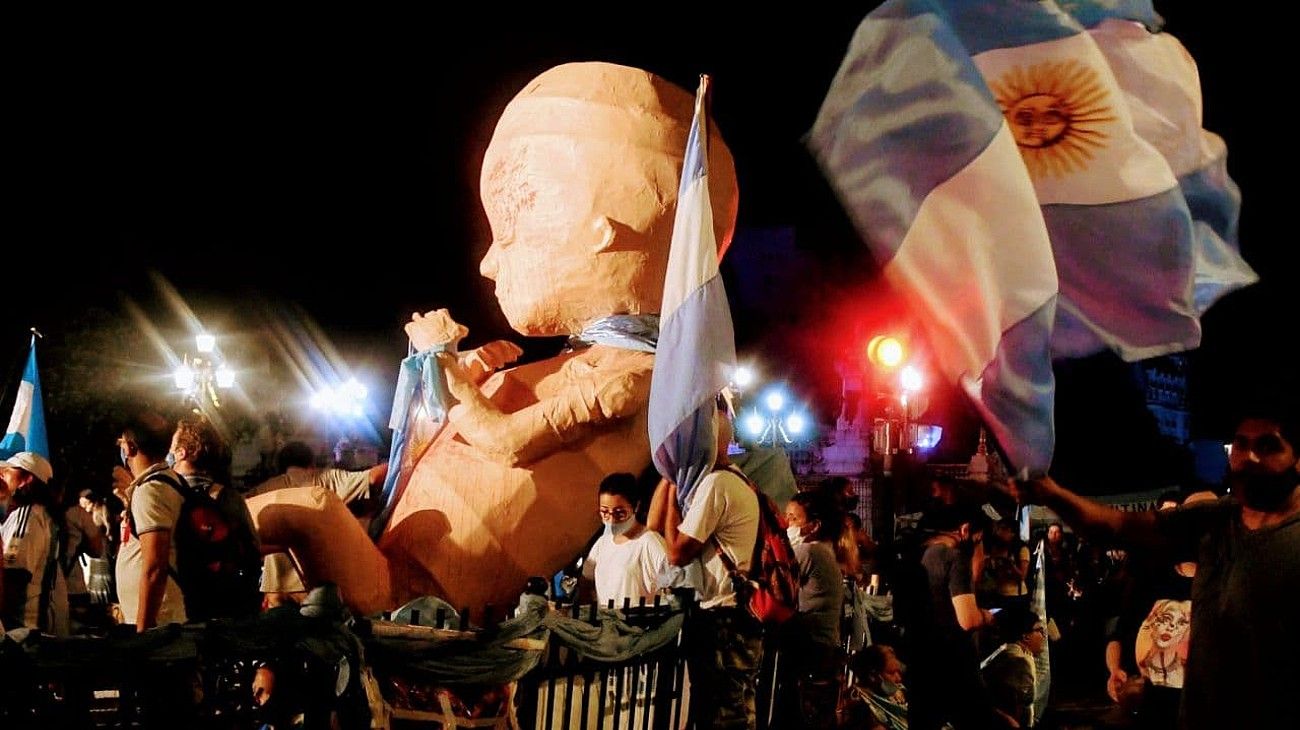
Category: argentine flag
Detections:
[
  {"x1": 1, "y1": 336, "x2": 49, "y2": 460},
  {"x1": 808, "y1": 0, "x2": 1059, "y2": 472},
  {"x1": 808, "y1": 0, "x2": 1240, "y2": 473},
  {"x1": 1030, "y1": 539, "x2": 1052, "y2": 722},
  {"x1": 648, "y1": 74, "x2": 737, "y2": 509},
  {"x1": 1065, "y1": 1, "x2": 1257, "y2": 314}
]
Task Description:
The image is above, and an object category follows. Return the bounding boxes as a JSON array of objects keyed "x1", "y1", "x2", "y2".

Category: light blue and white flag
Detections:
[
  {"x1": 648, "y1": 74, "x2": 737, "y2": 510},
  {"x1": 1030, "y1": 539, "x2": 1052, "y2": 722},
  {"x1": 1, "y1": 336, "x2": 49, "y2": 460},
  {"x1": 808, "y1": 0, "x2": 1059, "y2": 473},
  {"x1": 960, "y1": 0, "x2": 1201, "y2": 360},
  {"x1": 1067, "y1": 2, "x2": 1256, "y2": 314},
  {"x1": 808, "y1": 0, "x2": 1236, "y2": 472}
]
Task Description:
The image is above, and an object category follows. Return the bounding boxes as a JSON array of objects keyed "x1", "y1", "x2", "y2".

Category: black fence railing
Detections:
[
  {"x1": 517, "y1": 596, "x2": 685, "y2": 730},
  {"x1": 2, "y1": 587, "x2": 893, "y2": 729}
]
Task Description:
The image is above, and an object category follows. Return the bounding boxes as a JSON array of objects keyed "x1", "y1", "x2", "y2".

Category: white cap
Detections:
[{"x1": 1, "y1": 451, "x2": 53, "y2": 483}]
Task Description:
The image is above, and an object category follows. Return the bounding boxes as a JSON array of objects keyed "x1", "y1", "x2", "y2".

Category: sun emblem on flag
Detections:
[{"x1": 991, "y1": 59, "x2": 1116, "y2": 179}]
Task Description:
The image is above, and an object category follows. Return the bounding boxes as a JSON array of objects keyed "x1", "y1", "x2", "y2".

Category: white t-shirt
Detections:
[
  {"x1": 678, "y1": 468, "x2": 759, "y2": 610},
  {"x1": 583, "y1": 526, "x2": 671, "y2": 607},
  {"x1": 115, "y1": 466, "x2": 188, "y2": 627},
  {"x1": 2, "y1": 502, "x2": 67, "y2": 632}
]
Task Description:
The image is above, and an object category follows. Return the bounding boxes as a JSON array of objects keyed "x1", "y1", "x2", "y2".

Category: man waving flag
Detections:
[
  {"x1": 648, "y1": 74, "x2": 738, "y2": 509},
  {"x1": 1, "y1": 334, "x2": 48, "y2": 460}
]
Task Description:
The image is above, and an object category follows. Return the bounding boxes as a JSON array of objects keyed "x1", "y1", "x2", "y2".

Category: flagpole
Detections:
[{"x1": 696, "y1": 73, "x2": 711, "y2": 150}]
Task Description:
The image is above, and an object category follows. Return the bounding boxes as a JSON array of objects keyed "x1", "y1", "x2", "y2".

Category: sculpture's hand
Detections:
[
  {"x1": 405, "y1": 309, "x2": 469, "y2": 353},
  {"x1": 438, "y1": 352, "x2": 486, "y2": 410},
  {"x1": 458, "y1": 340, "x2": 524, "y2": 384}
]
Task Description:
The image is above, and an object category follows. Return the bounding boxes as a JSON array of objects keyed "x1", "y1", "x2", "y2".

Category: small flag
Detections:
[
  {"x1": 648, "y1": 74, "x2": 738, "y2": 509},
  {"x1": 1, "y1": 335, "x2": 48, "y2": 460},
  {"x1": 1030, "y1": 539, "x2": 1052, "y2": 722}
]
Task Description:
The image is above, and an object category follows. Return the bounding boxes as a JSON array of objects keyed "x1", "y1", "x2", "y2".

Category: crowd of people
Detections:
[
  {"x1": 571, "y1": 397, "x2": 1297, "y2": 730},
  {"x1": 0, "y1": 410, "x2": 388, "y2": 724},
  {"x1": 1, "y1": 396, "x2": 1296, "y2": 729}
]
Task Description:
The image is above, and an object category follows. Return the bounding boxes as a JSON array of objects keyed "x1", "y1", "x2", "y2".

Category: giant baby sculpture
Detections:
[{"x1": 249, "y1": 62, "x2": 738, "y2": 613}]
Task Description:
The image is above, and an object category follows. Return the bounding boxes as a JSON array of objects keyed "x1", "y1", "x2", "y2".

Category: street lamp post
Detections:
[
  {"x1": 173, "y1": 333, "x2": 236, "y2": 409},
  {"x1": 740, "y1": 386, "x2": 810, "y2": 448},
  {"x1": 864, "y1": 333, "x2": 943, "y2": 543}
]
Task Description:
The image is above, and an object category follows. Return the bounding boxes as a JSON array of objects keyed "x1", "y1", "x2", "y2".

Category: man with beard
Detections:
[{"x1": 1010, "y1": 406, "x2": 1299, "y2": 729}]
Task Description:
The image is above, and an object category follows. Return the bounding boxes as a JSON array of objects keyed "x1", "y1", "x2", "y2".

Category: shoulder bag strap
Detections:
[{"x1": 707, "y1": 465, "x2": 761, "y2": 577}]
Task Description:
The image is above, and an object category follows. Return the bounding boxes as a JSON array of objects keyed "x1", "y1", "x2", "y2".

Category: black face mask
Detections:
[{"x1": 1230, "y1": 462, "x2": 1300, "y2": 511}]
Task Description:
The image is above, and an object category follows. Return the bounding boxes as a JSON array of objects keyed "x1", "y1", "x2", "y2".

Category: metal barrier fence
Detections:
[
  {"x1": 2, "y1": 590, "x2": 879, "y2": 729},
  {"x1": 517, "y1": 596, "x2": 686, "y2": 730}
]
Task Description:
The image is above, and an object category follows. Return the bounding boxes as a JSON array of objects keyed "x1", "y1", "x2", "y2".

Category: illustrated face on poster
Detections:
[{"x1": 1136, "y1": 598, "x2": 1192, "y2": 688}]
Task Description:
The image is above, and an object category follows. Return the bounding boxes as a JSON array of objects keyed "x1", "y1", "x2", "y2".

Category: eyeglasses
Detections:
[
  {"x1": 598, "y1": 507, "x2": 631, "y2": 520},
  {"x1": 1231, "y1": 432, "x2": 1287, "y2": 457}
]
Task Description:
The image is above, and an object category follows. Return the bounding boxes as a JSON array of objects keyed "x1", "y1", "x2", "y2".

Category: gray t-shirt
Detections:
[
  {"x1": 792, "y1": 540, "x2": 844, "y2": 648},
  {"x1": 1152, "y1": 497, "x2": 1300, "y2": 729},
  {"x1": 116, "y1": 465, "x2": 188, "y2": 627},
  {"x1": 922, "y1": 539, "x2": 972, "y2": 641}
]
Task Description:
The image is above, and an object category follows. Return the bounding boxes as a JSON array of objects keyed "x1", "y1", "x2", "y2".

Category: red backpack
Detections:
[{"x1": 711, "y1": 465, "x2": 800, "y2": 627}]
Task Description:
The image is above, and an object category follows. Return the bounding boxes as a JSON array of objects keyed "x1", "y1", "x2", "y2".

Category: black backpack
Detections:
[{"x1": 129, "y1": 472, "x2": 262, "y2": 621}]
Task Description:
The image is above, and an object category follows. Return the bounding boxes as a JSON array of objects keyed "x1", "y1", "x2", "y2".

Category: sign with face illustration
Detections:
[{"x1": 1135, "y1": 598, "x2": 1192, "y2": 688}]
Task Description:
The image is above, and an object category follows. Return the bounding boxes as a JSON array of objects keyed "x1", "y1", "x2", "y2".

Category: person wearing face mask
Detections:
[
  {"x1": 842, "y1": 643, "x2": 909, "y2": 730},
  {"x1": 114, "y1": 411, "x2": 189, "y2": 631},
  {"x1": 581, "y1": 472, "x2": 673, "y2": 607},
  {"x1": 775, "y1": 490, "x2": 844, "y2": 730},
  {"x1": 169, "y1": 415, "x2": 262, "y2": 619},
  {"x1": 1009, "y1": 403, "x2": 1300, "y2": 730},
  {"x1": 648, "y1": 395, "x2": 762, "y2": 729}
]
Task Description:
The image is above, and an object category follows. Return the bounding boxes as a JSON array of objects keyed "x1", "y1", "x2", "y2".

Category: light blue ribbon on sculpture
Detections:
[
  {"x1": 566, "y1": 314, "x2": 659, "y2": 353},
  {"x1": 369, "y1": 341, "x2": 456, "y2": 540},
  {"x1": 371, "y1": 315, "x2": 658, "y2": 542}
]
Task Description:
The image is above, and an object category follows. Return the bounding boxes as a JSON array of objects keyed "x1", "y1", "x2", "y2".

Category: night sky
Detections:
[{"x1": 7, "y1": 6, "x2": 1295, "y2": 493}]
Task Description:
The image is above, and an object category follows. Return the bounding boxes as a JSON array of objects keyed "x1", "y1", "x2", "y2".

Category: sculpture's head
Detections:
[{"x1": 479, "y1": 62, "x2": 738, "y2": 336}]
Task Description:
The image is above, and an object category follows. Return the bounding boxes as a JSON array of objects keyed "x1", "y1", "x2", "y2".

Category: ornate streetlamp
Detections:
[{"x1": 173, "y1": 333, "x2": 236, "y2": 409}]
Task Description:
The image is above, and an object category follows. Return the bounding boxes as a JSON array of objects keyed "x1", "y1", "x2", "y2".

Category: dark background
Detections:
[{"x1": 5, "y1": 5, "x2": 1293, "y2": 493}]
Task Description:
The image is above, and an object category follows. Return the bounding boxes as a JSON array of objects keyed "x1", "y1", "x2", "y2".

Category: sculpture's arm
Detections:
[
  {"x1": 404, "y1": 308, "x2": 522, "y2": 386},
  {"x1": 458, "y1": 340, "x2": 523, "y2": 385},
  {"x1": 440, "y1": 353, "x2": 651, "y2": 467}
]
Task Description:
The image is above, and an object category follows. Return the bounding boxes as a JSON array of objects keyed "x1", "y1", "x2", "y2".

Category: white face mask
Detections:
[
  {"x1": 786, "y1": 524, "x2": 805, "y2": 547},
  {"x1": 605, "y1": 515, "x2": 636, "y2": 537}
]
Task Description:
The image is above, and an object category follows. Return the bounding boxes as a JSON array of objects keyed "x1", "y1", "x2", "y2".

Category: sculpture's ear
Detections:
[{"x1": 593, "y1": 216, "x2": 649, "y2": 253}]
